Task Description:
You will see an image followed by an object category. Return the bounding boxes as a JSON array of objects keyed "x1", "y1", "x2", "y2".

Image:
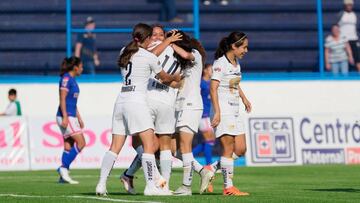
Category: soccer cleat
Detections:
[
  {"x1": 144, "y1": 185, "x2": 172, "y2": 196},
  {"x1": 155, "y1": 174, "x2": 167, "y2": 189},
  {"x1": 223, "y1": 186, "x2": 249, "y2": 196},
  {"x1": 95, "y1": 183, "x2": 108, "y2": 196},
  {"x1": 199, "y1": 168, "x2": 215, "y2": 194},
  {"x1": 57, "y1": 167, "x2": 79, "y2": 184},
  {"x1": 207, "y1": 183, "x2": 214, "y2": 193},
  {"x1": 203, "y1": 165, "x2": 215, "y2": 193},
  {"x1": 173, "y1": 185, "x2": 192, "y2": 196},
  {"x1": 120, "y1": 172, "x2": 136, "y2": 195}
]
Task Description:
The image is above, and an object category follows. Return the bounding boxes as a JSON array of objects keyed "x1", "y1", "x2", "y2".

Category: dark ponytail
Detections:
[
  {"x1": 168, "y1": 30, "x2": 194, "y2": 70},
  {"x1": 60, "y1": 56, "x2": 82, "y2": 76},
  {"x1": 118, "y1": 23, "x2": 152, "y2": 68},
  {"x1": 214, "y1": 32, "x2": 247, "y2": 60},
  {"x1": 190, "y1": 38, "x2": 206, "y2": 68}
]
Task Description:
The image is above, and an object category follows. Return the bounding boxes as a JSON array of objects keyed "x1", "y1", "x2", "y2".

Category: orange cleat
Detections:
[
  {"x1": 207, "y1": 183, "x2": 214, "y2": 193},
  {"x1": 223, "y1": 186, "x2": 249, "y2": 196}
]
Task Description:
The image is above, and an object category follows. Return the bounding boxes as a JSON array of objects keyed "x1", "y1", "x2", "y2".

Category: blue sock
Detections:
[
  {"x1": 192, "y1": 143, "x2": 204, "y2": 156},
  {"x1": 61, "y1": 145, "x2": 81, "y2": 169},
  {"x1": 204, "y1": 140, "x2": 215, "y2": 165}
]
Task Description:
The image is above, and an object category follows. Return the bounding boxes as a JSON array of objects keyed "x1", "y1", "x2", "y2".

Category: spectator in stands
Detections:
[
  {"x1": 75, "y1": 17, "x2": 100, "y2": 75},
  {"x1": 203, "y1": 0, "x2": 229, "y2": 6},
  {"x1": 325, "y1": 24, "x2": 354, "y2": 75},
  {"x1": 149, "y1": 0, "x2": 183, "y2": 22},
  {"x1": 0, "y1": 89, "x2": 22, "y2": 116},
  {"x1": 338, "y1": 0, "x2": 360, "y2": 72}
]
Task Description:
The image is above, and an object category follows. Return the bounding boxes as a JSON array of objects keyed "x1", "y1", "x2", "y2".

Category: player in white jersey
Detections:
[
  {"x1": 171, "y1": 31, "x2": 215, "y2": 196},
  {"x1": 95, "y1": 23, "x2": 180, "y2": 196},
  {"x1": 119, "y1": 24, "x2": 183, "y2": 194},
  {"x1": 210, "y1": 31, "x2": 251, "y2": 196}
]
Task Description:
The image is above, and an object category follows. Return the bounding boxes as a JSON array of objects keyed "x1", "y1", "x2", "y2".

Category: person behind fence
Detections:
[
  {"x1": 325, "y1": 24, "x2": 354, "y2": 74},
  {"x1": 202, "y1": 0, "x2": 229, "y2": 6},
  {"x1": 338, "y1": 0, "x2": 360, "y2": 72},
  {"x1": 75, "y1": 16, "x2": 100, "y2": 75},
  {"x1": 0, "y1": 89, "x2": 22, "y2": 116}
]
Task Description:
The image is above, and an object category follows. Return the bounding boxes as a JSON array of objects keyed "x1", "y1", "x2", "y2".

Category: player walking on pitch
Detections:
[
  {"x1": 56, "y1": 56, "x2": 86, "y2": 184},
  {"x1": 210, "y1": 31, "x2": 251, "y2": 196}
]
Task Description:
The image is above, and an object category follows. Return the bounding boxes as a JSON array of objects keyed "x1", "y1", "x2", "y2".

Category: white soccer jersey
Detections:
[
  {"x1": 117, "y1": 47, "x2": 162, "y2": 103},
  {"x1": 147, "y1": 44, "x2": 180, "y2": 106},
  {"x1": 175, "y1": 49, "x2": 203, "y2": 111},
  {"x1": 211, "y1": 55, "x2": 242, "y2": 115}
]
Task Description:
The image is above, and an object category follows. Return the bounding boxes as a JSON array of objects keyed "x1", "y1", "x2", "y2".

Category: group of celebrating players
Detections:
[{"x1": 55, "y1": 22, "x2": 251, "y2": 196}]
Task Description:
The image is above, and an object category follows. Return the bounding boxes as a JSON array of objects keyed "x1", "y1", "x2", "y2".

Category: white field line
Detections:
[
  {"x1": 0, "y1": 175, "x2": 97, "y2": 179},
  {"x1": 0, "y1": 194, "x2": 163, "y2": 203}
]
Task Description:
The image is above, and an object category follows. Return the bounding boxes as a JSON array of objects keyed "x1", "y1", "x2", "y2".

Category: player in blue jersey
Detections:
[
  {"x1": 56, "y1": 56, "x2": 86, "y2": 184},
  {"x1": 192, "y1": 63, "x2": 215, "y2": 169}
]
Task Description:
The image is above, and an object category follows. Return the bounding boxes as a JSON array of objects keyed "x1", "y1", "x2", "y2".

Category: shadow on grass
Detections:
[
  {"x1": 80, "y1": 192, "x2": 223, "y2": 196},
  {"x1": 306, "y1": 188, "x2": 360, "y2": 193}
]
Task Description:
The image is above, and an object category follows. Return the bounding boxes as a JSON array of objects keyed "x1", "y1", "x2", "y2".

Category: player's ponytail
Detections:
[
  {"x1": 190, "y1": 38, "x2": 206, "y2": 68},
  {"x1": 118, "y1": 23, "x2": 152, "y2": 68},
  {"x1": 214, "y1": 32, "x2": 247, "y2": 60},
  {"x1": 60, "y1": 56, "x2": 82, "y2": 76},
  {"x1": 169, "y1": 31, "x2": 194, "y2": 70}
]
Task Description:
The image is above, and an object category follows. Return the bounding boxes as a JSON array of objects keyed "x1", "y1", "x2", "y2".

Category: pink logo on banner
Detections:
[
  {"x1": 346, "y1": 147, "x2": 360, "y2": 164},
  {"x1": 0, "y1": 121, "x2": 23, "y2": 148},
  {"x1": 257, "y1": 134, "x2": 272, "y2": 156}
]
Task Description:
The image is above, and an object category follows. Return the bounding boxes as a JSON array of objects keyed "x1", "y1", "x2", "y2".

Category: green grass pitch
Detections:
[{"x1": 0, "y1": 165, "x2": 359, "y2": 203}]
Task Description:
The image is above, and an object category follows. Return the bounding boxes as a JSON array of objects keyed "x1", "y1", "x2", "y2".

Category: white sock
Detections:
[
  {"x1": 220, "y1": 156, "x2": 234, "y2": 189},
  {"x1": 211, "y1": 160, "x2": 220, "y2": 171},
  {"x1": 193, "y1": 158, "x2": 203, "y2": 174},
  {"x1": 99, "y1": 151, "x2": 117, "y2": 185},
  {"x1": 125, "y1": 154, "x2": 142, "y2": 177},
  {"x1": 232, "y1": 153, "x2": 239, "y2": 160},
  {"x1": 160, "y1": 150, "x2": 172, "y2": 187},
  {"x1": 142, "y1": 153, "x2": 156, "y2": 188},
  {"x1": 182, "y1": 153, "x2": 194, "y2": 186}
]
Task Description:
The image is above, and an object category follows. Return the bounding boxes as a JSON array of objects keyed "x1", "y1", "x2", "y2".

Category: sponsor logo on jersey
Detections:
[
  {"x1": 249, "y1": 117, "x2": 296, "y2": 163},
  {"x1": 214, "y1": 67, "x2": 221, "y2": 72},
  {"x1": 302, "y1": 148, "x2": 345, "y2": 164},
  {"x1": 62, "y1": 77, "x2": 69, "y2": 87}
]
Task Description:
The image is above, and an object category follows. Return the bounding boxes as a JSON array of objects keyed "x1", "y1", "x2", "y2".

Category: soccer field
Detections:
[{"x1": 0, "y1": 165, "x2": 359, "y2": 203}]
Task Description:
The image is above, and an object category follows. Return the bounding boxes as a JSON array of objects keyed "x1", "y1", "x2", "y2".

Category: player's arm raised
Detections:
[
  {"x1": 151, "y1": 32, "x2": 182, "y2": 56},
  {"x1": 171, "y1": 44, "x2": 195, "y2": 61}
]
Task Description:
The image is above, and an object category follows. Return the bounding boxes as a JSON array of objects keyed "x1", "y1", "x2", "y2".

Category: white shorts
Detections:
[
  {"x1": 56, "y1": 116, "x2": 82, "y2": 139},
  {"x1": 148, "y1": 98, "x2": 176, "y2": 134},
  {"x1": 175, "y1": 109, "x2": 202, "y2": 134},
  {"x1": 214, "y1": 114, "x2": 245, "y2": 138},
  {"x1": 199, "y1": 117, "x2": 213, "y2": 133},
  {"x1": 112, "y1": 102, "x2": 154, "y2": 135}
]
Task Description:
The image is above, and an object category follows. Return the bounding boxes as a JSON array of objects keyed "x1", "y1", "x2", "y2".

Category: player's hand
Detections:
[
  {"x1": 78, "y1": 118, "x2": 84, "y2": 129},
  {"x1": 166, "y1": 32, "x2": 182, "y2": 44},
  {"x1": 94, "y1": 58, "x2": 100, "y2": 66},
  {"x1": 326, "y1": 63, "x2": 331, "y2": 71},
  {"x1": 349, "y1": 57, "x2": 355, "y2": 65},
  {"x1": 61, "y1": 116, "x2": 69, "y2": 128},
  {"x1": 173, "y1": 73, "x2": 182, "y2": 82},
  {"x1": 243, "y1": 98, "x2": 252, "y2": 113},
  {"x1": 211, "y1": 112, "x2": 220, "y2": 128}
]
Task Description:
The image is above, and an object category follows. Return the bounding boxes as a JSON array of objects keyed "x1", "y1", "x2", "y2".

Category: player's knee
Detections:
[{"x1": 235, "y1": 146, "x2": 246, "y2": 156}]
